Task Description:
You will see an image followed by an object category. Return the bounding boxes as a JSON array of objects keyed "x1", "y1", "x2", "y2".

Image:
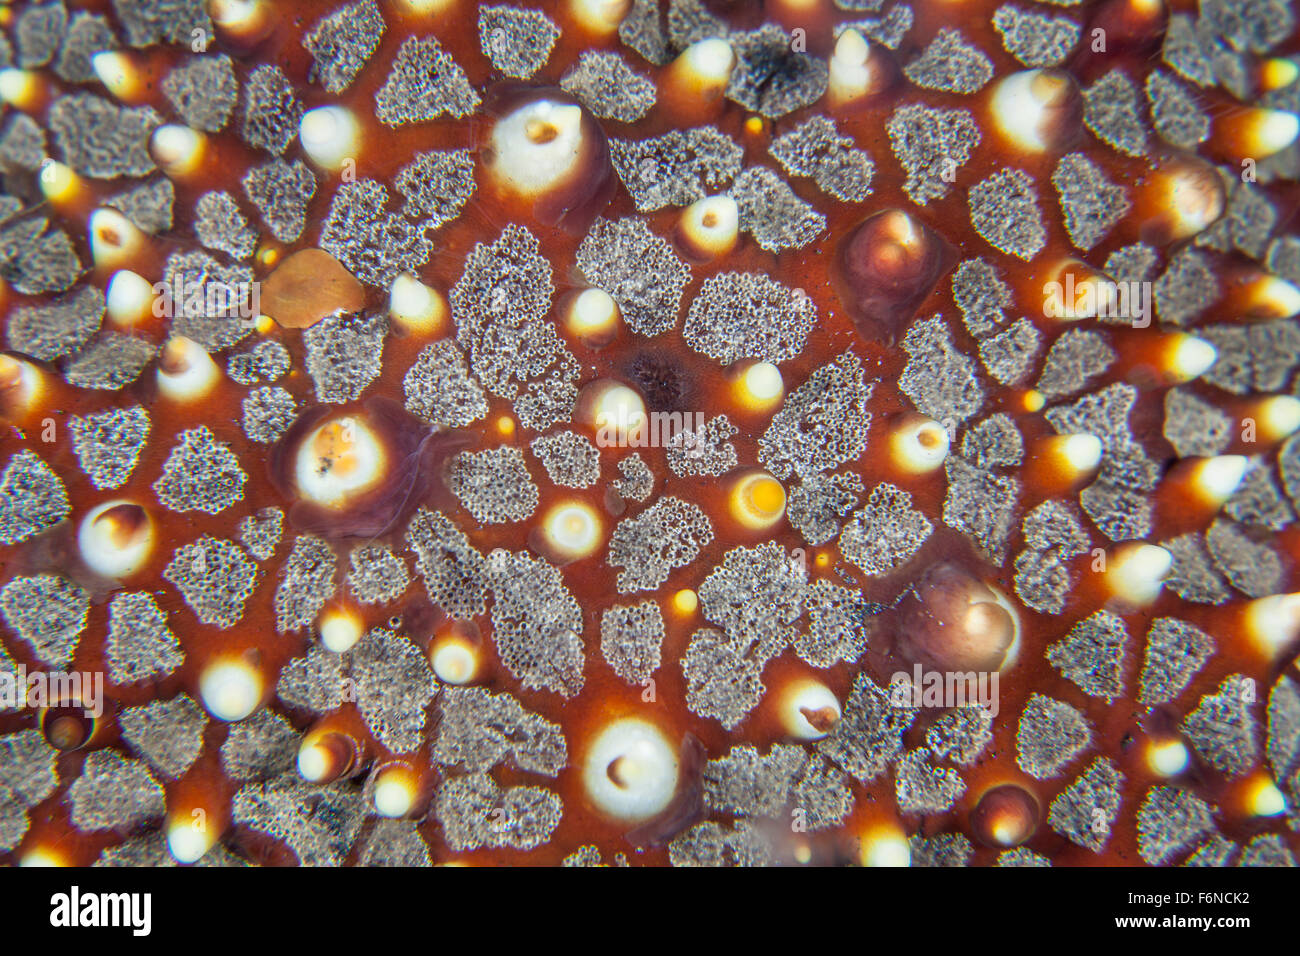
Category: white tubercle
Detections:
[
  {"x1": 985, "y1": 584, "x2": 1024, "y2": 671},
  {"x1": 372, "y1": 766, "x2": 418, "y2": 818},
  {"x1": 679, "y1": 38, "x2": 734, "y2": 88},
  {"x1": 209, "y1": 0, "x2": 267, "y2": 29},
  {"x1": 582, "y1": 717, "x2": 679, "y2": 823},
  {"x1": 89, "y1": 208, "x2": 145, "y2": 269},
  {"x1": 566, "y1": 288, "x2": 620, "y2": 341},
  {"x1": 1188, "y1": 455, "x2": 1248, "y2": 507},
  {"x1": 778, "y1": 678, "x2": 841, "y2": 741},
  {"x1": 860, "y1": 826, "x2": 910, "y2": 867},
  {"x1": 1160, "y1": 166, "x2": 1225, "y2": 239},
  {"x1": 889, "y1": 416, "x2": 950, "y2": 474},
  {"x1": 77, "y1": 501, "x2": 154, "y2": 579},
  {"x1": 388, "y1": 272, "x2": 446, "y2": 335},
  {"x1": 1043, "y1": 269, "x2": 1114, "y2": 321},
  {"x1": 294, "y1": 416, "x2": 387, "y2": 507},
  {"x1": 296, "y1": 730, "x2": 359, "y2": 785},
  {"x1": 828, "y1": 28, "x2": 872, "y2": 103},
  {"x1": 570, "y1": 0, "x2": 630, "y2": 33},
  {"x1": 489, "y1": 98, "x2": 585, "y2": 195},
  {"x1": 167, "y1": 819, "x2": 214, "y2": 864},
  {"x1": 585, "y1": 381, "x2": 647, "y2": 445},
  {"x1": 200, "y1": 659, "x2": 263, "y2": 722},
  {"x1": 679, "y1": 194, "x2": 739, "y2": 258},
  {"x1": 1104, "y1": 543, "x2": 1172, "y2": 606},
  {"x1": 106, "y1": 270, "x2": 156, "y2": 327},
  {"x1": 1241, "y1": 108, "x2": 1300, "y2": 158},
  {"x1": 540, "y1": 501, "x2": 604, "y2": 561},
  {"x1": 157, "y1": 336, "x2": 220, "y2": 402},
  {"x1": 18, "y1": 847, "x2": 66, "y2": 867},
  {"x1": 297, "y1": 739, "x2": 333, "y2": 783},
  {"x1": 430, "y1": 637, "x2": 479, "y2": 685},
  {"x1": 1258, "y1": 395, "x2": 1300, "y2": 440},
  {"x1": 1060, "y1": 434, "x2": 1103, "y2": 474},
  {"x1": 300, "y1": 106, "x2": 360, "y2": 171},
  {"x1": 990, "y1": 70, "x2": 1067, "y2": 152},
  {"x1": 1146, "y1": 739, "x2": 1189, "y2": 777},
  {"x1": 732, "y1": 359, "x2": 784, "y2": 412},
  {"x1": 318, "y1": 607, "x2": 364, "y2": 654},
  {"x1": 0, "y1": 69, "x2": 39, "y2": 110},
  {"x1": 91, "y1": 51, "x2": 140, "y2": 100},
  {"x1": 1245, "y1": 777, "x2": 1288, "y2": 817},
  {"x1": 1251, "y1": 275, "x2": 1300, "y2": 319},
  {"x1": 151, "y1": 124, "x2": 205, "y2": 177},
  {"x1": 1243, "y1": 592, "x2": 1300, "y2": 659},
  {"x1": 1167, "y1": 335, "x2": 1217, "y2": 381}
]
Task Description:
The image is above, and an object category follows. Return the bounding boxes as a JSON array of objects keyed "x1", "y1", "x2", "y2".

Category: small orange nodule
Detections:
[
  {"x1": 525, "y1": 119, "x2": 560, "y2": 144},
  {"x1": 313, "y1": 421, "x2": 350, "y2": 455},
  {"x1": 496, "y1": 415, "x2": 516, "y2": 437},
  {"x1": 673, "y1": 589, "x2": 699, "y2": 615},
  {"x1": 312, "y1": 420, "x2": 361, "y2": 477},
  {"x1": 744, "y1": 116, "x2": 764, "y2": 136}
]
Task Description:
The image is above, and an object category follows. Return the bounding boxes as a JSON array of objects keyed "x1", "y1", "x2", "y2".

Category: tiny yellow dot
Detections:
[
  {"x1": 255, "y1": 315, "x2": 274, "y2": 335},
  {"x1": 673, "y1": 589, "x2": 698, "y2": 615},
  {"x1": 744, "y1": 116, "x2": 764, "y2": 136},
  {"x1": 1023, "y1": 390, "x2": 1046, "y2": 413},
  {"x1": 496, "y1": 415, "x2": 516, "y2": 437},
  {"x1": 815, "y1": 552, "x2": 831, "y2": 568}
]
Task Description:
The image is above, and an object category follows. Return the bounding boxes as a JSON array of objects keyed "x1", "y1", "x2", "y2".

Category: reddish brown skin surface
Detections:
[{"x1": 2, "y1": 0, "x2": 1299, "y2": 866}]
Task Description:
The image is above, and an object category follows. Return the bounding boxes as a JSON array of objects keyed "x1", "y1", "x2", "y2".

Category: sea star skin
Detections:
[{"x1": 0, "y1": 0, "x2": 1298, "y2": 870}]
